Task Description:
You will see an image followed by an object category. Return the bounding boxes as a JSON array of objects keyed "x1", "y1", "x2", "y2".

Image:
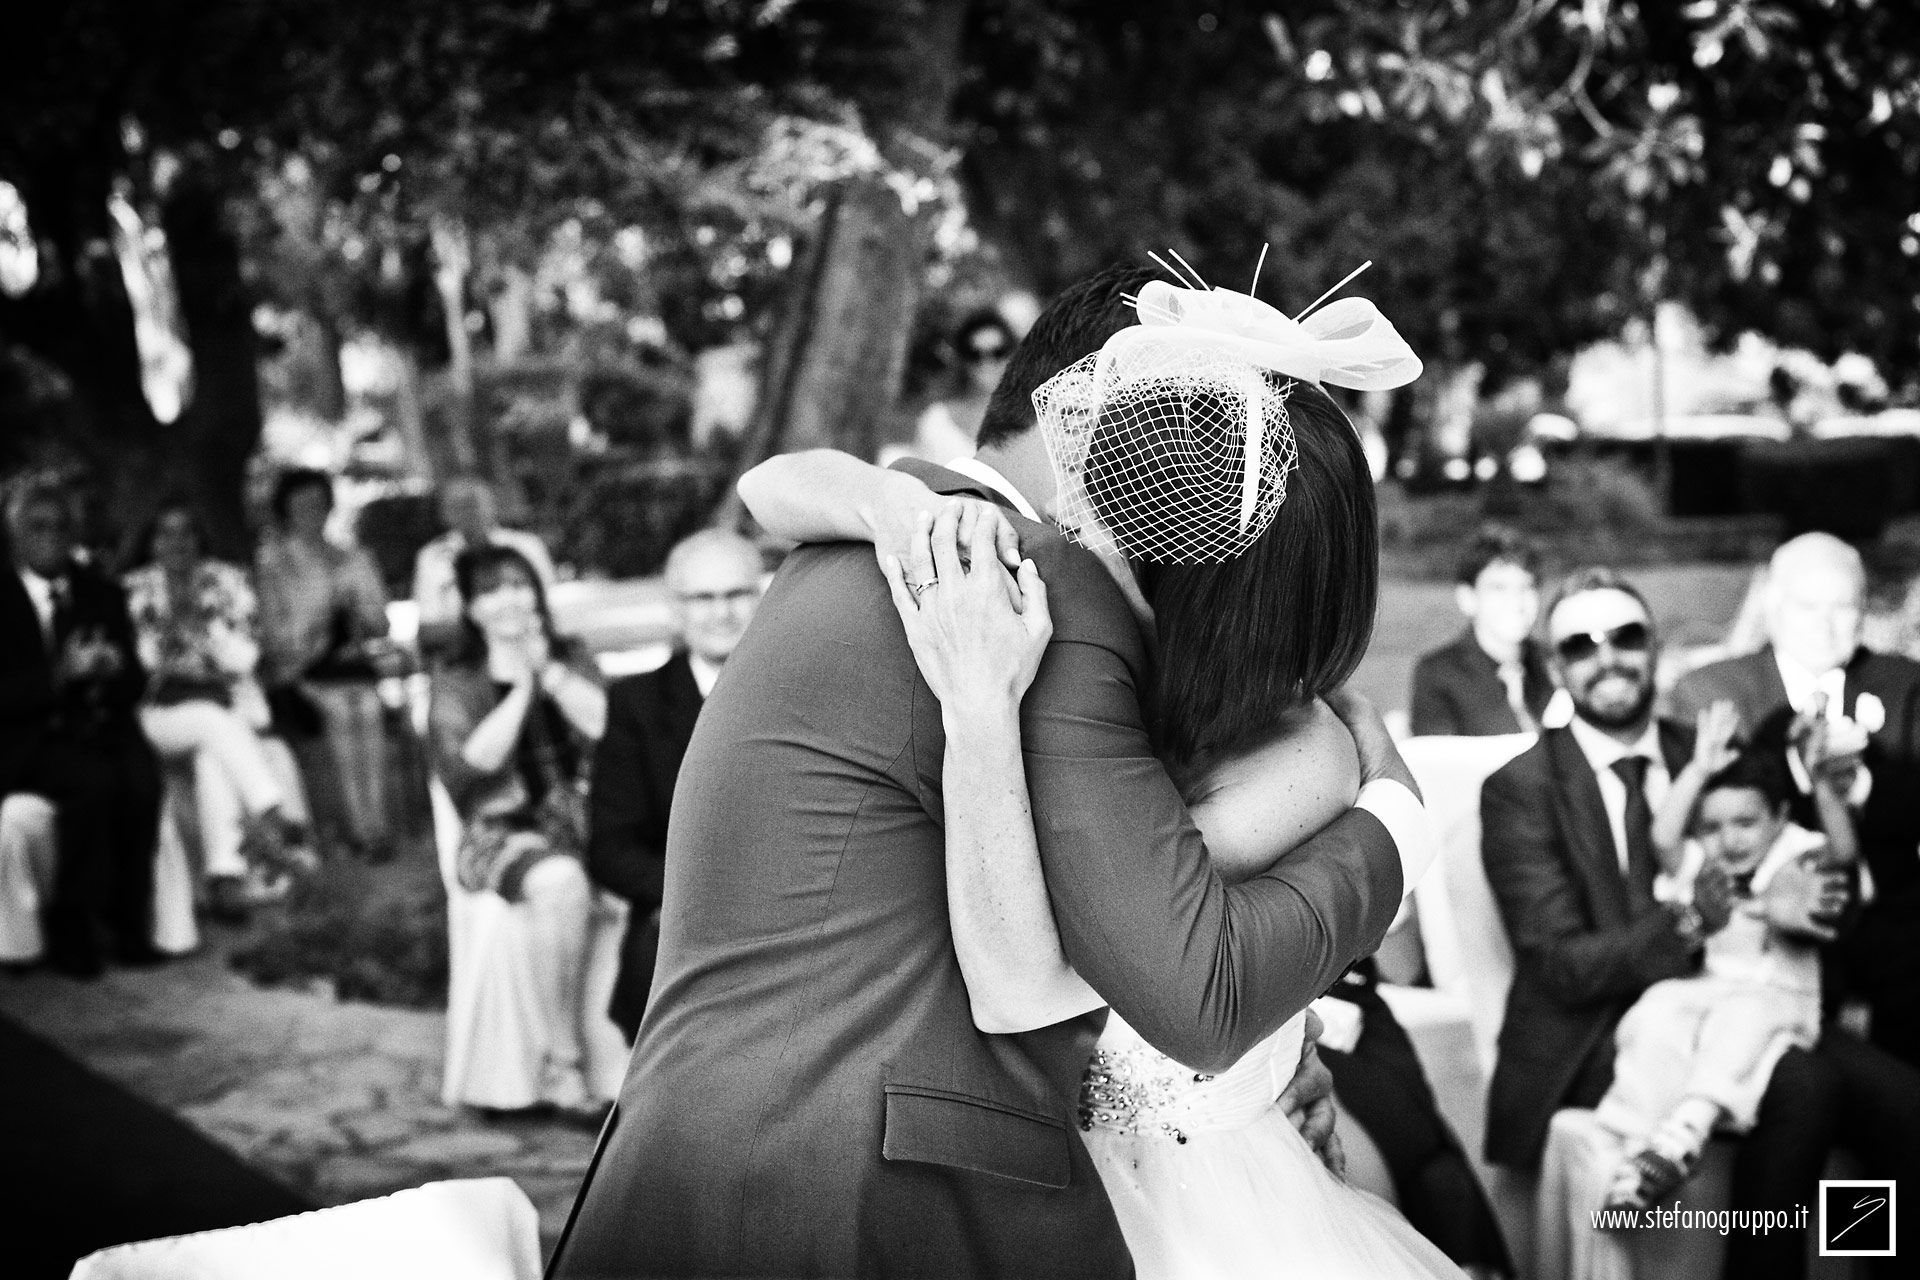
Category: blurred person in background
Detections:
[
  {"x1": 1671, "y1": 532, "x2": 1920, "y2": 1072},
  {"x1": 411, "y1": 476, "x2": 557, "y2": 661},
  {"x1": 1, "y1": 476, "x2": 163, "y2": 976},
  {"x1": 1410, "y1": 526, "x2": 1556, "y2": 736},
  {"x1": 910, "y1": 308, "x2": 1016, "y2": 464},
  {"x1": 588, "y1": 528, "x2": 763, "y2": 1042},
  {"x1": 429, "y1": 543, "x2": 607, "y2": 1114},
  {"x1": 255, "y1": 468, "x2": 395, "y2": 860},
  {"x1": 125, "y1": 498, "x2": 311, "y2": 923}
]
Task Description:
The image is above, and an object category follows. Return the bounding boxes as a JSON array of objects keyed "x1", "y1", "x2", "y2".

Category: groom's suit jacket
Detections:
[{"x1": 549, "y1": 461, "x2": 1406, "y2": 1279}]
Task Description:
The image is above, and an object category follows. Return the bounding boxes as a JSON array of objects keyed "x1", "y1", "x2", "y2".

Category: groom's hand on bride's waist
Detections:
[
  {"x1": 1277, "y1": 1010, "x2": 1348, "y2": 1180},
  {"x1": 1327, "y1": 690, "x2": 1420, "y2": 802}
]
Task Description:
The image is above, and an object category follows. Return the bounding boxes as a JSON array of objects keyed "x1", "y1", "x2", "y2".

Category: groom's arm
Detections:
[{"x1": 1024, "y1": 632, "x2": 1411, "y2": 1076}]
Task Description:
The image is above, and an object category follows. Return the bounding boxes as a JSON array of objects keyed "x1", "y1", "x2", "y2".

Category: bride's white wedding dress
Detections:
[{"x1": 1081, "y1": 1010, "x2": 1465, "y2": 1280}]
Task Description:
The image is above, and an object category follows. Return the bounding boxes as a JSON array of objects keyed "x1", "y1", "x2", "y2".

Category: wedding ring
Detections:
[{"x1": 908, "y1": 577, "x2": 940, "y2": 599}]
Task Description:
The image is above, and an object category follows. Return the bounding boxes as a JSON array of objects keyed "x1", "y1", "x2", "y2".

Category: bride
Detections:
[{"x1": 742, "y1": 278, "x2": 1464, "y2": 1278}]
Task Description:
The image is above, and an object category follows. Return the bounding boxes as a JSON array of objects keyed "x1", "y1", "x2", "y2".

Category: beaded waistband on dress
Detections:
[{"x1": 1077, "y1": 1043, "x2": 1215, "y2": 1144}]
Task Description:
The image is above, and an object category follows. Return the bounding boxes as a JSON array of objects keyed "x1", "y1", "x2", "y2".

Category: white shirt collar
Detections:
[
  {"x1": 1566, "y1": 713, "x2": 1664, "y2": 776},
  {"x1": 1773, "y1": 647, "x2": 1850, "y2": 719},
  {"x1": 940, "y1": 458, "x2": 1042, "y2": 523},
  {"x1": 687, "y1": 652, "x2": 723, "y2": 698}
]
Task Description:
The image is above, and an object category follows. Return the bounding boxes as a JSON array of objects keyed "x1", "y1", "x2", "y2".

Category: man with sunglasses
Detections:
[
  {"x1": 1480, "y1": 568, "x2": 1713, "y2": 1175},
  {"x1": 1481, "y1": 568, "x2": 1920, "y2": 1279},
  {"x1": 587, "y1": 528, "x2": 764, "y2": 1040}
]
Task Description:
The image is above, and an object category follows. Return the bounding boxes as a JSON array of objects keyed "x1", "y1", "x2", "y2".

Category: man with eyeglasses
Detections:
[
  {"x1": 587, "y1": 527, "x2": 764, "y2": 1040},
  {"x1": 1480, "y1": 568, "x2": 1920, "y2": 1279}
]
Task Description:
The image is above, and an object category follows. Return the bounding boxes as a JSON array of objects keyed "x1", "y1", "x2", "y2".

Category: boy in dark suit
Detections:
[
  {"x1": 1410, "y1": 526, "x2": 1556, "y2": 736},
  {"x1": 1, "y1": 478, "x2": 163, "y2": 976},
  {"x1": 588, "y1": 528, "x2": 763, "y2": 1041}
]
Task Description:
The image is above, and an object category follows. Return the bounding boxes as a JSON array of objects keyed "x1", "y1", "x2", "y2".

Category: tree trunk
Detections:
[
  {"x1": 159, "y1": 161, "x2": 266, "y2": 561},
  {"x1": 430, "y1": 212, "x2": 479, "y2": 475},
  {"x1": 727, "y1": 0, "x2": 969, "y2": 495}
]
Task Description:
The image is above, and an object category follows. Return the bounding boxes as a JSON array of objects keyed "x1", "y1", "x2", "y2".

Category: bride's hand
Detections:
[{"x1": 884, "y1": 504, "x2": 1051, "y2": 716}]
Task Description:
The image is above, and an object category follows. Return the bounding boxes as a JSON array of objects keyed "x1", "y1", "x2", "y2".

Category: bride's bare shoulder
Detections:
[{"x1": 1186, "y1": 700, "x2": 1363, "y2": 882}]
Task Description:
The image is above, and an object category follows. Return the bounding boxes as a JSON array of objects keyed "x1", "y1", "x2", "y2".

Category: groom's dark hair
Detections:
[{"x1": 974, "y1": 263, "x2": 1161, "y2": 450}]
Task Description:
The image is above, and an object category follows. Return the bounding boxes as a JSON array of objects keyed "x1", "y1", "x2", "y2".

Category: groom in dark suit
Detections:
[
  {"x1": 588, "y1": 529, "x2": 764, "y2": 1041},
  {"x1": 1669, "y1": 532, "x2": 1920, "y2": 1072},
  {"x1": 550, "y1": 267, "x2": 1428, "y2": 1278}
]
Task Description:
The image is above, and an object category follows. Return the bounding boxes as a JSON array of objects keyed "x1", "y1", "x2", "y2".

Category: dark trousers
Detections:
[
  {"x1": 1322, "y1": 971, "x2": 1513, "y2": 1274},
  {"x1": 1725, "y1": 1031, "x2": 1920, "y2": 1280},
  {"x1": 1838, "y1": 884, "x2": 1920, "y2": 1072},
  {"x1": 22, "y1": 727, "x2": 163, "y2": 966}
]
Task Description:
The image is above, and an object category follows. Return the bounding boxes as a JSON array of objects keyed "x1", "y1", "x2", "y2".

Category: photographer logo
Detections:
[{"x1": 1819, "y1": 1180, "x2": 1895, "y2": 1257}]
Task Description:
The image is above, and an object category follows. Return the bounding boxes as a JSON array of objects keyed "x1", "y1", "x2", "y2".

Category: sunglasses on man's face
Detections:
[{"x1": 1554, "y1": 621, "x2": 1652, "y2": 664}]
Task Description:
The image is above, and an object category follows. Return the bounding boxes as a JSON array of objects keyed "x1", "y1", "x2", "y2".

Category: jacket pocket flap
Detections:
[{"x1": 880, "y1": 1085, "x2": 1071, "y2": 1189}]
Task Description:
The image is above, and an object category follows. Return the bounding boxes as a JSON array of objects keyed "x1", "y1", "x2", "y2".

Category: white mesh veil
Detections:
[
  {"x1": 1033, "y1": 274, "x2": 1423, "y2": 565},
  {"x1": 1034, "y1": 342, "x2": 1299, "y2": 565}
]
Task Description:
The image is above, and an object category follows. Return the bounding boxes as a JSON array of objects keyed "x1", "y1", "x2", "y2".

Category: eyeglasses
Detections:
[
  {"x1": 678, "y1": 587, "x2": 758, "y2": 607},
  {"x1": 1553, "y1": 621, "x2": 1651, "y2": 664}
]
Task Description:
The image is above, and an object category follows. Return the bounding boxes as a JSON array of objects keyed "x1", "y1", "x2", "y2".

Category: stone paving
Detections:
[{"x1": 0, "y1": 937, "x2": 598, "y2": 1254}]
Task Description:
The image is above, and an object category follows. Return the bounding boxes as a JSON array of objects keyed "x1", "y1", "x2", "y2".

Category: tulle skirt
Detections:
[{"x1": 1087, "y1": 1105, "x2": 1466, "y2": 1280}]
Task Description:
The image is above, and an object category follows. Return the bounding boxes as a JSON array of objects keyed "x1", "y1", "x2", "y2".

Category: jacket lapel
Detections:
[
  {"x1": 1546, "y1": 727, "x2": 1631, "y2": 921},
  {"x1": 1750, "y1": 646, "x2": 1791, "y2": 719},
  {"x1": 659, "y1": 651, "x2": 705, "y2": 746}
]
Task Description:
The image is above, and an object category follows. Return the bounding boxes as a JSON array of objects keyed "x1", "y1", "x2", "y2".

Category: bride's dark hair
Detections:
[{"x1": 1108, "y1": 380, "x2": 1378, "y2": 780}]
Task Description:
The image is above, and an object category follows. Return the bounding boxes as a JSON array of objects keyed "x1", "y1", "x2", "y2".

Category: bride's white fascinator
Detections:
[{"x1": 1034, "y1": 254, "x2": 1423, "y2": 565}]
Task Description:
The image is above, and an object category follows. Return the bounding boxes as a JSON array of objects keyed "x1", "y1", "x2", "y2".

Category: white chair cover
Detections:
[
  {"x1": 151, "y1": 783, "x2": 200, "y2": 956},
  {"x1": 1398, "y1": 733, "x2": 1535, "y2": 1076},
  {"x1": 66, "y1": 1176, "x2": 540, "y2": 1280},
  {"x1": 432, "y1": 776, "x2": 629, "y2": 1109},
  {"x1": 0, "y1": 793, "x2": 57, "y2": 961}
]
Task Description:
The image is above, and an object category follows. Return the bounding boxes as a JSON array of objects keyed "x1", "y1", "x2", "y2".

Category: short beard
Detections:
[{"x1": 1574, "y1": 680, "x2": 1655, "y2": 731}]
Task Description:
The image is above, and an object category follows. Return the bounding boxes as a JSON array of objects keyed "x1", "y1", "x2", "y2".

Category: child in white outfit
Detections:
[{"x1": 1597, "y1": 701, "x2": 1856, "y2": 1211}]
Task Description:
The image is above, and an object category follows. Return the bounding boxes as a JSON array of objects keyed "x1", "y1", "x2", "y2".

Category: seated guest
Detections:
[
  {"x1": 1670, "y1": 532, "x2": 1920, "y2": 1072},
  {"x1": 1318, "y1": 957, "x2": 1513, "y2": 1278},
  {"x1": 589, "y1": 528, "x2": 762, "y2": 1041},
  {"x1": 412, "y1": 476, "x2": 557, "y2": 661},
  {"x1": 125, "y1": 498, "x2": 310, "y2": 923},
  {"x1": 0, "y1": 476, "x2": 163, "y2": 976},
  {"x1": 256, "y1": 469, "x2": 394, "y2": 859},
  {"x1": 429, "y1": 544, "x2": 606, "y2": 1112},
  {"x1": 1596, "y1": 714, "x2": 1851, "y2": 1210},
  {"x1": 1483, "y1": 567, "x2": 1920, "y2": 1280},
  {"x1": 1410, "y1": 526, "x2": 1555, "y2": 736}
]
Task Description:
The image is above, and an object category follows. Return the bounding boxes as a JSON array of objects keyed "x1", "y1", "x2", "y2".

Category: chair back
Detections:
[
  {"x1": 67, "y1": 1177, "x2": 540, "y2": 1280},
  {"x1": 1399, "y1": 733, "x2": 1534, "y2": 1075}
]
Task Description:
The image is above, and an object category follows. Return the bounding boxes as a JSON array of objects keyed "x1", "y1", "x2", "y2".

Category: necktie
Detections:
[
  {"x1": 1610, "y1": 756, "x2": 1659, "y2": 908},
  {"x1": 1498, "y1": 659, "x2": 1538, "y2": 735}
]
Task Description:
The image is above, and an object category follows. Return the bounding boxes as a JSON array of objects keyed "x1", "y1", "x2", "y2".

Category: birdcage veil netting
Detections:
[{"x1": 1034, "y1": 339, "x2": 1300, "y2": 565}]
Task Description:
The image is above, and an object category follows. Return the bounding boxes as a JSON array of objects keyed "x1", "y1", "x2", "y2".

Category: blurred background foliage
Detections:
[{"x1": 1, "y1": 0, "x2": 1916, "y2": 573}]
